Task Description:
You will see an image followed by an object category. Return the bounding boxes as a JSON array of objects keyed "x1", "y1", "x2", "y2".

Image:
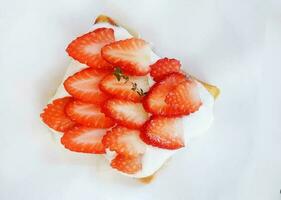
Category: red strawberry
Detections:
[
  {"x1": 143, "y1": 73, "x2": 189, "y2": 116},
  {"x1": 66, "y1": 28, "x2": 115, "y2": 69},
  {"x1": 111, "y1": 154, "x2": 142, "y2": 174},
  {"x1": 102, "y1": 126, "x2": 146, "y2": 156},
  {"x1": 165, "y1": 80, "x2": 202, "y2": 115},
  {"x1": 101, "y1": 38, "x2": 151, "y2": 75},
  {"x1": 102, "y1": 99, "x2": 149, "y2": 129},
  {"x1": 140, "y1": 116, "x2": 184, "y2": 150},
  {"x1": 150, "y1": 58, "x2": 182, "y2": 82},
  {"x1": 64, "y1": 68, "x2": 111, "y2": 105},
  {"x1": 65, "y1": 100, "x2": 115, "y2": 128},
  {"x1": 99, "y1": 74, "x2": 149, "y2": 102},
  {"x1": 61, "y1": 126, "x2": 106, "y2": 154},
  {"x1": 40, "y1": 97, "x2": 76, "y2": 132}
]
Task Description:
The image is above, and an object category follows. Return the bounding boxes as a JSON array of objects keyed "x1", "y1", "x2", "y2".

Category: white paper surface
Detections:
[{"x1": 0, "y1": 0, "x2": 280, "y2": 199}]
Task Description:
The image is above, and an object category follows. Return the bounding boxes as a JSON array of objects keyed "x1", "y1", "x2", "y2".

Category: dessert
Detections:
[{"x1": 40, "y1": 15, "x2": 220, "y2": 182}]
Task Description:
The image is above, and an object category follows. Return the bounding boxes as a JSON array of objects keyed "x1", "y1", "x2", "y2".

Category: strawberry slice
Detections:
[
  {"x1": 102, "y1": 126, "x2": 146, "y2": 156},
  {"x1": 143, "y1": 73, "x2": 190, "y2": 116},
  {"x1": 40, "y1": 97, "x2": 76, "y2": 132},
  {"x1": 99, "y1": 74, "x2": 149, "y2": 102},
  {"x1": 101, "y1": 38, "x2": 151, "y2": 75},
  {"x1": 165, "y1": 80, "x2": 202, "y2": 115},
  {"x1": 65, "y1": 100, "x2": 115, "y2": 128},
  {"x1": 66, "y1": 28, "x2": 115, "y2": 69},
  {"x1": 64, "y1": 68, "x2": 111, "y2": 105},
  {"x1": 61, "y1": 126, "x2": 106, "y2": 154},
  {"x1": 111, "y1": 154, "x2": 142, "y2": 174},
  {"x1": 140, "y1": 116, "x2": 184, "y2": 150},
  {"x1": 150, "y1": 58, "x2": 182, "y2": 82},
  {"x1": 102, "y1": 99, "x2": 149, "y2": 129}
]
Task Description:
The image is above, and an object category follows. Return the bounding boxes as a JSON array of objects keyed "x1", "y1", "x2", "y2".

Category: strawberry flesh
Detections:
[
  {"x1": 61, "y1": 126, "x2": 106, "y2": 154},
  {"x1": 101, "y1": 38, "x2": 151, "y2": 75},
  {"x1": 141, "y1": 116, "x2": 185, "y2": 150},
  {"x1": 165, "y1": 79, "x2": 202, "y2": 115},
  {"x1": 65, "y1": 100, "x2": 115, "y2": 128},
  {"x1": 99, "y1": 74, "x2": 149, "y2": 102},
  {"x1": 102, "y1": 126, "x2": 146, "y2": 156},
  {"x1": 111, "y1": 154, "x2": 142, "y2": 174},
  {"x1": 102, "y1": 99, "x2": 149, "y2": 129},
  {"x1": 64, "y1": 68, "x2": 111, "y2": 105},
  {"x1": 66, "y1": 28, "x2": 115, "y2": 69},
  {"x1": 40, "y1": 97, "x2": 76, "y2": 132},
  {"x1": 143, "y1": 73, "x2": 188, "y2": 116},
  {"x1": 150, "y1": 58, "x2": 182, "y2": 82}
]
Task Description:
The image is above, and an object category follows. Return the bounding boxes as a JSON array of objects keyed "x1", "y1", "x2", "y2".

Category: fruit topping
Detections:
[
  {"x1": 102, "y1": 126, "x2": 146, "y2": 156},
  {"x1": 102, "y1": 99, "x2": 149, "y2": 129},
  {"x1": 150, "y1": 58, "x2": 182, "y2": 82},
  {"x1": 99, "y1": 68, "x2": 149, "y2": 102},
  {"x1": 61, "y1": 126, "x2": 106, "y2": 154},
  {"x1": 66, "y1": 28, "x2": 115, "y2": 69},
  {"x1": 64, "y1": 68, "x2": 111, "y2": 105},
  {"x1": 65, "y1": 100, "x2": 115, "y2": 128},
  {"x1": 165, "y1": 80, "x2": 202, "y2": 115},
  {"x1": 101, "y1": 38, "x2": 151, "y2": 75},
  {"x1": 111, "y1": 154, "x2": 142, "y2": 174},
  {"x1": 40, "y1": 97, "x2": 76, "y2": 132},
  {"x1": 141, "y1": 116, "x2": 184, "y2": 150}
]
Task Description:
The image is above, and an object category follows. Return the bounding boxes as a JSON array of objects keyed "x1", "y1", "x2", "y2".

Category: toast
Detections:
[{"x1": 41, "y1": 14, "x2": 220, "y2": 184}]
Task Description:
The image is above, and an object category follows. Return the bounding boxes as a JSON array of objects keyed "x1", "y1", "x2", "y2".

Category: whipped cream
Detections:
[{"x1": 47, "y1": 23, "x2": 214, "y2": 178}]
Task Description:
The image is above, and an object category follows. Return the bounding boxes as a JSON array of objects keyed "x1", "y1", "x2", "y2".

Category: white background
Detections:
[{"x1": 0, "y1": 0, "x2": 280, "y2": 199}]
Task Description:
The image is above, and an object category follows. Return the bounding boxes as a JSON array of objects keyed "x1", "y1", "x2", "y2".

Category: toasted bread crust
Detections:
[
  {"x1": 94, "y1": 15, "x2": 117, "y2": 26},
  {"x1": 192, "y1": 77, "x2": 220, "y2": 99},
  {"x1": 138, "y1": 174, "x2": 155, "y2": 184}
]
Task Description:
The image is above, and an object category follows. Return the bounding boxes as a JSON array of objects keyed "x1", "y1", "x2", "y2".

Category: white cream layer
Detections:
[{"x1": 47, "y1": 23, "x2": 214, "y2": 178}]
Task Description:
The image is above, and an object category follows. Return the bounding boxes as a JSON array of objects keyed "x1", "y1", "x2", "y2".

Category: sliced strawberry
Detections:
[
  {"x1": 140, "y1": 116, "x2": 184, "y2": 150},
  {"x1": 165, "y1": 80, "x2": 202, "y2": 115},
  {"x1": 102, "y1": 126, "x2": 146, "y2": 156},
  {"x1": 102, "y1": 99, "x2": 149, "y2": 129},
  {"x1": 99, "y1": 74, "x2": 149, "y2": 102},
  {"x1": 111, "y1": 154, "x2": 142, "y2": 174},
  {"x1": 61, "y1": 126, "x2": 106, "y2": 154},
  {"x1": 65, "y1": 100, "x2": 115, "y2": 128},
  {"x1": 66, "y1": 28, "x2": 115, "y2": 69},
  {"x1": 143, "y1": 73, "x2": 189, "y2": 116},
  {"x1": 40, "y1": 97, "x2": 76, "y2": 132},
  {"x1": 101, "y1": 38, "x2": 151, "y2": 75},
  {"x1": 150, "y1": 58, "x2": 182, "y2": 82},
  {"x1": 64, "y1": 68, "x2": 111, "y2": 105}
]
